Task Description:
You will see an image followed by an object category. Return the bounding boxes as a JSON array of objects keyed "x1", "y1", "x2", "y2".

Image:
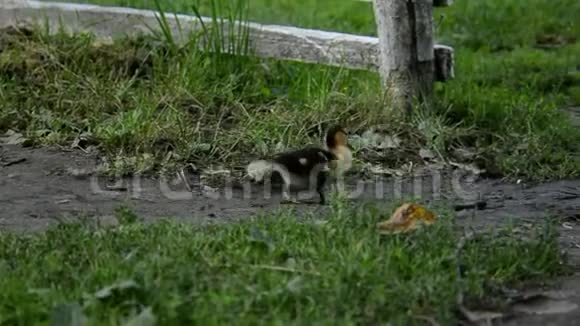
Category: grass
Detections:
[
  {"x1": 0, "y1": 1, "x2": 576, "y2": 323},
  {"x1": 0, "y1": 2, "x2": 575, "y2": 323},
  {"x1": 0, "y1": 200, "x2": 567, "y2": 324},
  {"x1": 0, "y1": 0, "x2": 579, "y2": 179}
]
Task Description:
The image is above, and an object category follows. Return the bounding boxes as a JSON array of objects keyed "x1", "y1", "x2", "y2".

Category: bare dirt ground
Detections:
[{"x1": 1, "y1": 143, "x2": 580, "y2": 325}]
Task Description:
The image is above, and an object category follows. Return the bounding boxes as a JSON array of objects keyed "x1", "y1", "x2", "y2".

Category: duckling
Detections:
[
  {"x1": 245, "y1": 125, "x2": 351, "y2": 204},
  {"x1": 246, "y1": 147, "x2": 335, "y2": 204},
  {"x1": 324, "y1": 125, "x2": 353, "y2": 192}
]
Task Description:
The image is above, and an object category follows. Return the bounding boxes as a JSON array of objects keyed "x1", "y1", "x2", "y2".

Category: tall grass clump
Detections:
[
  {"x1": 0, "y1": 201, "x2": 566, "y2": 324},
  {"x1": 0, "y1": 0, "x2": 578, "y2": 178}
]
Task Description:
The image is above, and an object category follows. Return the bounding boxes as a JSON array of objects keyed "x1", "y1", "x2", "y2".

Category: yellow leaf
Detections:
[{"x1": 376, "y1": 203, "x2": 436, "y2": 235}]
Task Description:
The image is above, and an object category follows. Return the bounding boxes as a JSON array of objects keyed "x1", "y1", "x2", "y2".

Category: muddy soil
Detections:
[
  {"x1": 1, "y1": 143, "x2": 577, "y2": 231},
  {"x1": 1, "y1": 143, "x2": 580, "y2": 325}
]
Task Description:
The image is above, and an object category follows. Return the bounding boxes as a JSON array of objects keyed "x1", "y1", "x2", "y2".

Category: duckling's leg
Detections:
[
  {"x1": 328, "y1": 169, "x2": 345, "y2": 194},
  {"x1": 279, "y1": 172, "x2": 300, "y2": 204},
  {"x1": 280, "y1": 182, "x2": 299, "y2": 204},
  {"x1": 316, "y1": 171, "x2": 329, "y2": 205}
]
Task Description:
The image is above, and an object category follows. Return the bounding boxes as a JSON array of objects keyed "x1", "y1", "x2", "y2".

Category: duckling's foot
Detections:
[{"x1": 280, "y1": 197, "x2": 300, "y2": 205}]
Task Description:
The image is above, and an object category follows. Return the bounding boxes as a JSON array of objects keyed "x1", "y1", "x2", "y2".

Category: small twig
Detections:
[
  {"x1": 413, "y1": 315, "x2": 440, "y2": 326},
  {"x1": 212, "y1": 109, "x2": 228, "y2": 144},
  {"x1": 249, "y1": 264, "x2": 321, "y2": 276},
  {"x1": 219, "y1": 136, "x2": 242, "y2": 162},
  {"x1": 435, "y1": 14, "x2": 445, "y2": 30},
  {"x1": 1, "y1": 157, "x2": 26, "y2": 167},
  {"x1": 178, "y1": 169, "x2": 192, "y2": 192},
  {"x1": 221, "y1": 207, "x2": 257, "y2": 212},
  {"x1": 75, "y1": 145, "x2": 90, "y2": 154}
]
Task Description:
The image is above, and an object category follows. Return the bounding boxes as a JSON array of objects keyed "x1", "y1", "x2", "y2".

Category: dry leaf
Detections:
[
  {"x1": 377, "y1": 203, "x2": 436, "y2": 234},
  {"x1": 94, "y1": 279, "x2": 140, "y2": 300},
  {"x1": 449, "y1": 161, "x2": 485, "y2": 175},
  {"x1": 367, "y1": 164, "x2": 405, "y2": 176},
  {"x1": 274, "y1": 141, "x2": 286, "y2": 153},
  {"x1": 452, "y1": 147, "x2": 478, "y2": 161},
  {"x1": 1, "y1": 130, "x2": 29, "y2": 145},
  {"x1": 458, "y1": 305, "x2": 503, "y2": 324},
  {"x1": 70, "y1": 132, "x2": 96, "y2": 150},
  {"x1": 350, "y1": 129, "x2": 401, "y2": 150},
  {"x1": 377, "y1": 135, "x2": 401, "y2": 149},
  {"x1": 203, "y1": 168, "x2": 231, "y2": 176},
  {"x1": 419, "y1": 148, "x2": 436, "y2": 160}
]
